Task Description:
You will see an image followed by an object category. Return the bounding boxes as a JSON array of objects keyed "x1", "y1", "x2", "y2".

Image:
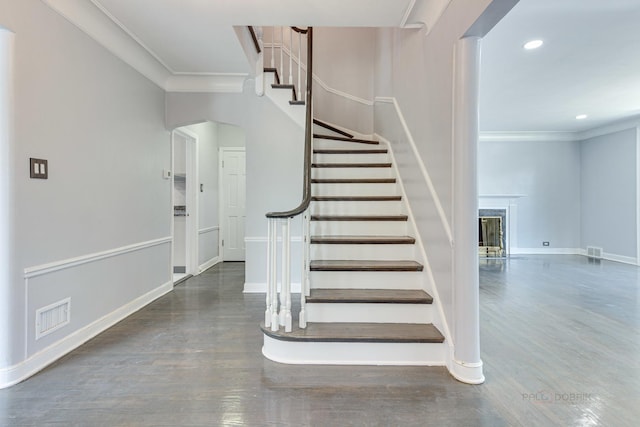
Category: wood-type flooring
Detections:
[{"x1": 1, "y1": 255, "x2": 638, "y2": 426}]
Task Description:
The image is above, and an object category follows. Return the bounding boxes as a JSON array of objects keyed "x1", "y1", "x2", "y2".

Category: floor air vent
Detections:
[
  {"x1": 36, "y1": 298, "x2": 70, "y2": 339},
  {"x1": 586, "y1": 246, "x2": 603, "y2": 259}
]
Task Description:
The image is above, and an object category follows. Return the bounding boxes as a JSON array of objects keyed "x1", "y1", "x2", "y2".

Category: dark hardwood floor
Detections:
[{"x1": 0, "y1": 256, "x2": 638, "y2": 426}]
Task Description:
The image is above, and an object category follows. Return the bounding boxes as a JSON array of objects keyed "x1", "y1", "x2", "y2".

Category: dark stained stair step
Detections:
[
  {"x1": 313, "y1": 119, "x2": 354, "y2": 138},
  {"x1": 312, "y1": 178, "x2": 396, "y2": 184},
  {"x1": 314, "y1": 134, "x2": 379, "y2": 145},
  {"x1": 271, "y1": 83, "x2": 298, "y2": 100},
  {"x1": 311, "y1": 235, "x2": 415, "y2": 244},
  {"x1": 311, "y1": 215, "x2": 408, "y2": 221},
  {"x1": 264, "y1": 67, "x2": 280, "y2": 84},
  {"x1": 312, "y1": 163, "x2": 391, "y2": 168},
  {"x1": 261, "y1": 322, "x2": 444, "y2": 343},
  {"x1": 310, "y1": 260, "x2": 424, "y2": 272},
  {"x1": 314, "y1": 148, "x2": 388, "y2": 154},
  {"x1": 307, "y1": 289, "x2": 432, "y2": 304},
  {"x1": 312, "y1": 196, "x2": 401, "y2": 201},
  {"x1": 289, "y1": 100, "x2": 305, "y2": 105}
]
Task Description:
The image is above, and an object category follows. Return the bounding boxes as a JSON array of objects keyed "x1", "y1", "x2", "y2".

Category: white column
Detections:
[
  {"x1": 451, "y1": 36, "x2": 484, "y2": 385},
  {"x1": 0, "y1": 27, "x2": 15, "y2": 386}
]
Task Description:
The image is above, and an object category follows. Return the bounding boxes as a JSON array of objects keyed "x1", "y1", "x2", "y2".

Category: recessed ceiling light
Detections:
[
  {"x1": 576, "y1": 114, "x2": 588, "y2": 120},
  {"x1": 524, "y1": 40, "x2": 543, "y2": 50}
]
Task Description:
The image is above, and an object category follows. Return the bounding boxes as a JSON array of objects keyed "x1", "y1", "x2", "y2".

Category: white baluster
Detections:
[
  {"x1": 279, "y1": 218, "x2": 292, "y2": 332},
  {"x1": 298, "y1": 31, "x2": 302, "y2": 102},
  {"x1": 299, "y1": 211, "x2": 308, "y2": 328},
  {"x1": 288, "y1": 28, "x2": 293, "y2": 85},
  {"x1": 265, "y1": 218, "x2": 272, "y2": 327},
  {"x1": 270, "y1": 27, "x2": 275, "y2": 68},
  {"x1": 270, "y1": 218, "x2": 279, "y2": 331},
  {"x1": 305, "y1": 210, "x2": 311, "y2": 297},
  {"x1": 280, "y1": 27, "x2": 284, "y2": 83}
]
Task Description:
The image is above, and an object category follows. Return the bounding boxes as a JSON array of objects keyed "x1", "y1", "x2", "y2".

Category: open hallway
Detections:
[{"x1": 0, "y1": 256, "x2": 638, "y2": 426}]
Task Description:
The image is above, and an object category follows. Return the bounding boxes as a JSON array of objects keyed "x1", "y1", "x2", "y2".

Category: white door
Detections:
[{"x1": 221, "y1": 148, "x2": 246, "y2": 261}]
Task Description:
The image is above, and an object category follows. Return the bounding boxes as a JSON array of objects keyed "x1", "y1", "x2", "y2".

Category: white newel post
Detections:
[
  {"x1": 0, "y1": 27, "x2": 15, "y2": 382},
  {"x1": 451, "y1": 36, "x2": 484, "y2": 385},
  {"x1": 268, "y1": 218, "x2": 279, "y2": 331}
]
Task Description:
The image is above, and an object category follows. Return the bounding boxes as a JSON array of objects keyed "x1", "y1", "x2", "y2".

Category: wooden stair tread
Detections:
[
  {"x1": 312, "y1": 178, "x2": 396, "y2": 184},
  {"x1": 289, "y1": 100, "x2": 305, "y2": 105},
  {"x1": 314, "y1": 134, "x2": 379, "y2": 145},
  {"x1": 312, "y1": 163, "x2": 391, "y2": 168},
  {"x1": 311, "y1": 235, "x2": 415, "y2": 244},
  {"x1": 311, "y1": 215, "x2": 408, "y2": 221},
  {"x1": 312, "y1": 196, "x2": 401, "y2": 201},
  {"x1": 271, "y1": 83, "x2": 298, "y2": 100},
  {"x1": 314, "y1": 148, "x2": 388, "y2": 154},
  {"x1": 261, "y1": 322, "x2": 444, "y2": 343},
  {"x1": 308, "y1": 289, "x2": 432, "y2": 304},
  {"x1": 310, "y1": 260, "x2": 424, "y2": 271},
  {"x1": 313, "y1": 119, "x2": 354, "y2": 138}
]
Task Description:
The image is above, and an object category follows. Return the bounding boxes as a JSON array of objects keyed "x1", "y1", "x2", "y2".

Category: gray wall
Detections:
[
  {"x1": 581, "y1": 128, "x2": 637, "y2": 259},
  {"x1": 166, "y1": 88, "x2": 304, "y2": 288},
  {"x1": 1, "y1": 0, "x2": 170, "y2": 374},
  {"x1": 373, "y1": 0, "x2": 494, "y2": 341},
  {"x1": 478, "y1": 139, "x2": 582, "y2": 249},
  {"x1": 185, "y1": 121, "x2": 221, "y2": 268}
]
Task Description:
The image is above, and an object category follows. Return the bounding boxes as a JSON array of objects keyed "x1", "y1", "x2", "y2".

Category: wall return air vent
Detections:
[
  {"x1": 586, "y1": 246, "x2": 603, "y2": 259},
  {"x1": 36, "y1": 298, "x2": 71, "y2": 339}
]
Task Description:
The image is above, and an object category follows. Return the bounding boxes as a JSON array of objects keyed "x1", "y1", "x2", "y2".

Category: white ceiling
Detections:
[
  {"x1": 91, "y1": 0, "x2": 417, "y2": 75},
  {"x1": 480, "y1": 0, "x2": 640, "y2": 133}
]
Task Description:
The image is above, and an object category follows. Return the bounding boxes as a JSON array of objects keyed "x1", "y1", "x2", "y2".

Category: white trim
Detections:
[
  {"x1": 89, "y1": 0, "x2": 174, "y2": 72},
  {"x1": 602, "y1": 252, "x2": 638, "y2": 266},
  {"x1": 243, "y1": 282, "x2": 302, "y2": 293},
  {"x1": 198, "y1": 226, "x2": 219, "y2": 235},
  {"x1": 400, "y1": 0, "x2": 418, "y2": 28},
  {"x1": 636, "y1": 126, "x2": 640, "y2": 266},
  {"x1": 164, "y1": 74, "x2": 246, "y2": 93},
  {"x1": 265, "y1": 43, "x2": 374, "y2": 106},
  {"x1": 1, "y1": 280, "x2": 173, "y2": 389},
  {"x1": 448, "y1": 359, "x2": 485, "y2": 385},
  {"x1": 479, "y1": 194, "x2": 526, "y2": 199},
  {"x1": 378, "y1": 134, "x2": 453, "y2": 351},
  {"x1": 23, "y1": 237, "x2": 171, "y2": 279},
  {"x1": 510, "y1": 247, "x2": 582, "y2": 255},
  {"x1": 577, "y1": 116, "x2": 640, "y2": 141},
  {"x1": 199, "y1": 256, "x2": 221, "y2": 273},
  {"x1": 479, "y1": 131, "x2": 576, "y2": 142},
  {"x1": 374, "y1": 97, "x2": 453, "y2": 244},
  {"x1": 244, "y1": 236, "x2": 303, "y2": 243}
]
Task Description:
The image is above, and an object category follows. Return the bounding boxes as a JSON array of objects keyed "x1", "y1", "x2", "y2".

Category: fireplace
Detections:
[{"x1": 479, "y1": 209, "x2": 506, "y2": 257}]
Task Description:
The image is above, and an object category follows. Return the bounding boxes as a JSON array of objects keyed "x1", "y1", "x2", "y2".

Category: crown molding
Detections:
[
  {"x1": 41, "y1": 0, "x2": 247, "y2": 93},
  {"x1": 479, "y1": 131, "x2": 576, "y2": 142},
  {"x1": 576, "y1": 116, "x2": 640, "y2": 141}
]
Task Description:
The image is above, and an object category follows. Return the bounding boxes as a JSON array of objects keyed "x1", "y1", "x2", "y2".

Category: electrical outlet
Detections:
[
  {"x1": 30, "y1": 158, "x2": 48, "y2": 179},
  {"x1": 543, "y1": 241, "x2": 550, "y2": 247}
]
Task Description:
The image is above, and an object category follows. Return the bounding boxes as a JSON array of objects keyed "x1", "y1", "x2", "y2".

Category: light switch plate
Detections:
[{"x1": 30, "y1": 158, "x2": 48, "y2": 179}]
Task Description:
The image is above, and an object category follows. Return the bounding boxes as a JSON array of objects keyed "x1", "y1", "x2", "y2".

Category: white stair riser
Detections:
[
  {"x1": 312, "y1": 183, "x2": 398, "y2": 196},
  {"x1": 263, "y1": 336, "x2": 446, "y2": 365},
  {"x1": 310, "y1": 220, "x2": 408, "y2": 235},
  {"x1": 312, "y1": 168, "x2": 394, "y2": 179},
  {"x1": 311, "y1": 200, "x2": 404, "y2": 216},
  {"x1": 314, "y1": 153, "x2": 389, "y2": 163},
  {"x1": 310, "y1": 271, "x2": 423, "y2": 290},
  {"x1": 314, "y1": 140, "x2": 381, "y2": 150},
  {"x1": 311, "y1": 244, "x2": 416, "y2": 260},
  {"x1": 306, "y1": 303, "x2": 433, "y2": 324}
]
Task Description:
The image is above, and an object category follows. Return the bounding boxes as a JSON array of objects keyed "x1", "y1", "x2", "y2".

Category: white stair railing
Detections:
[
  {"x1": 264, "y1": 27, "x2": 313, "y2": 333},
  {"x1": 265, "y1": 26, "x2": 309, "y2": 102}
]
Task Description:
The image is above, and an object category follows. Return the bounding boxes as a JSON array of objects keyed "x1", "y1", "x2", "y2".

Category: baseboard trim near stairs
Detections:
[{"x1": 262, "y1": 335, "x2": 446, "y2": 366}]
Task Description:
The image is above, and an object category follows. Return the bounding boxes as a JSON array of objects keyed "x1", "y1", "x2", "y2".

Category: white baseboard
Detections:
[
  {"x1": 511, "y1": 247, "x2": 639, "y2": 265},
  {"x1": 510, "y1": 247, "x2": 582, "y2": 255},
  {"x1": 199, "y1": 256, "x2": 221, "y2": 273},
  {"x1": 243, "y1": 282, "x2": 302, "y2": 293},
  {"x1": 0, "y1": 280, "x2": 173, "y2": 389}
]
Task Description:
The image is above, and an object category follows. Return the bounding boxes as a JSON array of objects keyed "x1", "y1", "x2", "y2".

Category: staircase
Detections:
[
  {"x1": 258, "y1": 26, "x2": 445, "y2": 366},
  {"x1": 261, "y1": 119, "x2": 446, "y2": 365}
]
